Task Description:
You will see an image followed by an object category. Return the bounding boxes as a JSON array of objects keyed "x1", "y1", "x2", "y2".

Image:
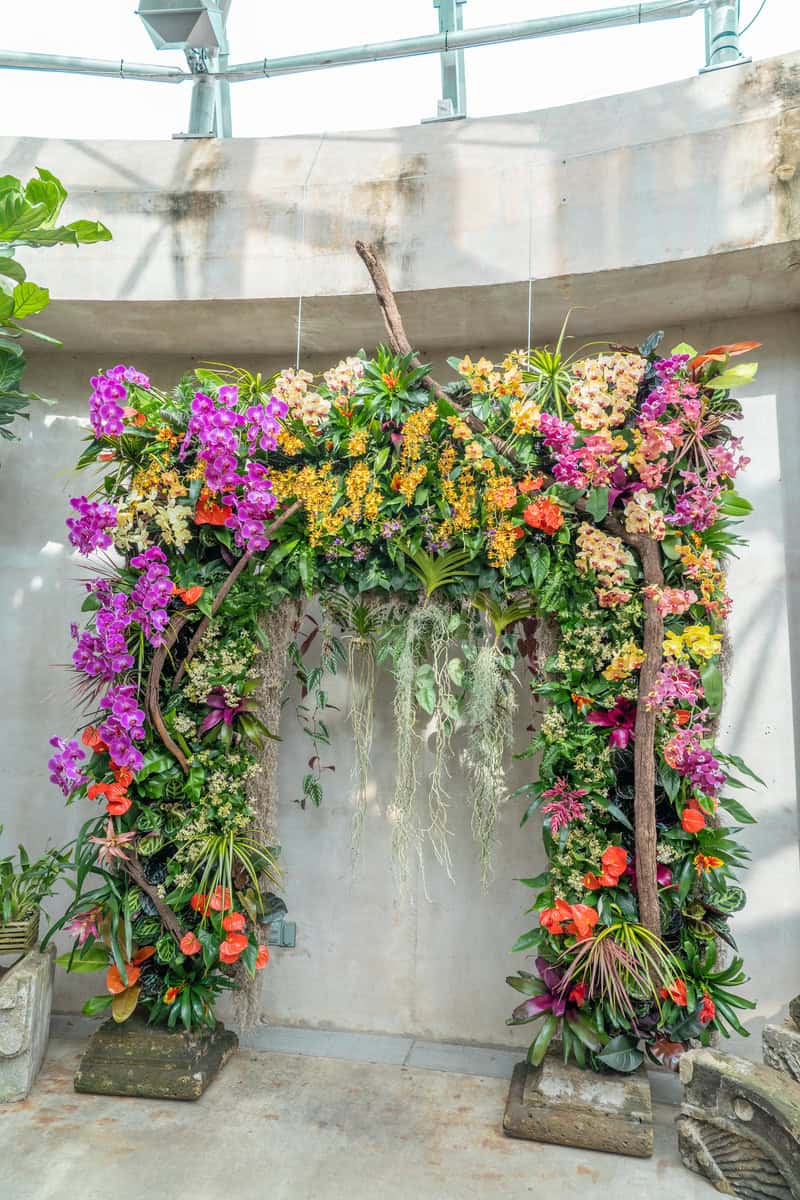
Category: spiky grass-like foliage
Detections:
[
  {"x1": 391, "y1": 601, "x2": 455, "y2": 885},
  {"x1": 558, "y1": 922, "x2": 679, "y2": 1022},
  {"x1": 463, "y1": 643, "x2": 517, "y2": 887}
]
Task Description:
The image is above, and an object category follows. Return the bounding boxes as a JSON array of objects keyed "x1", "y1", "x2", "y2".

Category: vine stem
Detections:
[
  {"x1": 120, "y1": 852, "x2": 184, "y2": 944},
  {"x1": 355, "y1": 239, "x2": 663, "y2": 935}
]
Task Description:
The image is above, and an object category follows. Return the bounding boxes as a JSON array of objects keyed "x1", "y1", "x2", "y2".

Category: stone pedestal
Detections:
[
  {"x1": 789, "y1": 996, "x2": 800, "y2": 1031},
  {"x1": 503, "y1": 1054, "x2": 653, "y2": 1158},
  {"x1": 678, "y1": 1047, "x2": 800, "y2": 1198},
  {"x1": 763, "y1": 1022, "x2": 800, "y2": 1084},
  {"x1": 74, "y1": 1010, "x2": 238, "y2": 1100},
  {"x1": 0, "y1": 944, "x2": 55, "y2": 1103}
]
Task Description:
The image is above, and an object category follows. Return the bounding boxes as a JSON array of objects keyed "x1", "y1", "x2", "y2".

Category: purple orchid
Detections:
[
  {"x1": 586, "y1": 697, "x2": 637, "y2": 748},
  {"x1": 47, "y1": 736, "x2": 87, "y2": 796}
]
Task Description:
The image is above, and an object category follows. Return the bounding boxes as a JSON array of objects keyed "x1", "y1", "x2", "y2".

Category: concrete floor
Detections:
[{"x1": 0, "y1": 1032, "x2": 719, "y2": 1200}]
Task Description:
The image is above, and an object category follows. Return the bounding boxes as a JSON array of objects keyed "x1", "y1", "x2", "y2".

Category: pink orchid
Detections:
[{"x1": 63, "y1": 907, "x2": 102, "y2": 946}]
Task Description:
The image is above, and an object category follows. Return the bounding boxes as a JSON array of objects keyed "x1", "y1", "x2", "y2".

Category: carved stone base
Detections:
[
  {"x1": 0, "y1": 945, "x2": 55, "y2": 1102},
  {"x1": 503, "y1": 1054, "x2": 653, "y2": 1158},
  {"x1": 789, "y1": 996, "x2": 800, "y2": 1032},
  {"x1": 678, "y1": 1047, "x2": 800, "y2": 1198},
  {"x1": 763, "y1": 1022, "x2": 800, "y2": 1085},
  {"x1": 74, "y1": 1010, "x2": 238, "y2": 1101}
]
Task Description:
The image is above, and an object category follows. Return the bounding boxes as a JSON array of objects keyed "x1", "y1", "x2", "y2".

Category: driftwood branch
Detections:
[
  {"x1": 145, "y1": 501, "x2": 302, "y2": 770},
  {"x1": 121, "y1": 852, "x2": 183, "y2": 944},
  {"x1": 355, "y1": 238, "x2": 663, "y2": 936}
]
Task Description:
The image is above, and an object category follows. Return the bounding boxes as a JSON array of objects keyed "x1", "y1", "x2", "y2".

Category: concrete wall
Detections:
[{"x1": 2, "y1": 308, "x2": 797, "y2": 1055}]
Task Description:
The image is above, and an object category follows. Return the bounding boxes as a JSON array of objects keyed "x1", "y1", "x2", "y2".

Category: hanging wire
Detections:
[
  {"x1": 739, "y1": 0, "x2": 768, "y2": 38},
  {"x1": 294, "y1": 133, "x2": 327, "y2": 371}
]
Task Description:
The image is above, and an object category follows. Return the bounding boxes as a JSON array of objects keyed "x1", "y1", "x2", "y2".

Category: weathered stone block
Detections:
[
  {"x1": 74, "y1": 1010, "x2": 238, "y2": 1100},
  {"x1": 503, "y1": 1054, "x2": 653, "y2": 1158},
  {"x1": 678, "y1": 1047, "x2": 800, "y2": 1198},
  {"x1": 0, "y1": 944, "x2": 55, "y2": 1103},
  {"x1": 763, "y1": 1022, "x2": 800, "y2": 1084},
  {"x1": 789, "y1": 996, "x2": 800, "y2": 1031}
]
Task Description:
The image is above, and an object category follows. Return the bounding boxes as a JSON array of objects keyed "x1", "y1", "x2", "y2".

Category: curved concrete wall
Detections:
[{"x1": 0, "y1": 52, "x2": 797, "y2": 356}]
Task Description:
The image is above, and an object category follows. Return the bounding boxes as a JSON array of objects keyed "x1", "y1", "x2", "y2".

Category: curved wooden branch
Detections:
[
  {"x1": 146, "y1": 612, "x2": 191, "y2": 774},
  {"x1": 121, "y1": 852, "x2": 183, "y2": 944},
  {"x1": 355, "y1": 238, "x2": 663, "y2": 936},
  {"x1": 173, "y1": 499, "x2": 302, "y2": 688}
]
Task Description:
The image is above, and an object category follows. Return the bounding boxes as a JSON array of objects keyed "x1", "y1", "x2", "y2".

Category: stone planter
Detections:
[
  {"x1": 0, "y1": 943, "x2": 55, "y2": 1102},
  {"x1": 503, "y1": 1051, "x2": 653, "y2": 1158},
  {"x1": 74, "y1": 1009, "x2": 238, "y2": 1100}
]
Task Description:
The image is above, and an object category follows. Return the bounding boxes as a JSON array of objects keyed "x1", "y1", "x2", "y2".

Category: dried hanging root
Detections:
[
  {"x1": 463, "y1": 643, "x2": 517, "y2": 887},
  {"x1": 391, "y1": 602, "x2": 455, "y2": 884},
  {"x1": 348, "y1": 630, "x2": 376, "y2": 866}
]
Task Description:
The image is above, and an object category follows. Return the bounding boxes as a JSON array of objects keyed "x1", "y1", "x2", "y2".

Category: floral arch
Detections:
[{"x1": 46, "y1": 244, "x2": 760, "y2": 1072}]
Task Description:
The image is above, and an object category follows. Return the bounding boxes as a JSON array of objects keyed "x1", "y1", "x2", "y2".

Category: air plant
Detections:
[
  {"x1": 184, "y1": 830, "x2": 279, "y2": 916},
  {"x1": 322, "y1": 591, "x2": 391, "y2": 864},
  {"x1": 463, "y1": 594, "x2": 536, "y2": 885},
  {"x1": 557, "y1": 921, "x2": 679, "y2": 1023}
]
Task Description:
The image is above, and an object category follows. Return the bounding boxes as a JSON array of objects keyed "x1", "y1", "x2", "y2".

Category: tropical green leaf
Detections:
[{"x1": 596, "y1": 1035, "x2": 643, "y2": 1073}]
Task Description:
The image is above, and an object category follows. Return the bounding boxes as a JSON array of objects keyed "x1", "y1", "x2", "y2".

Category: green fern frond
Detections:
[
  {"x1": 472, "y1": 592, "x2": 537, "y2": 640},
  {"x1": 402, "y1": 543, "x2": 475, "y2": 599}
]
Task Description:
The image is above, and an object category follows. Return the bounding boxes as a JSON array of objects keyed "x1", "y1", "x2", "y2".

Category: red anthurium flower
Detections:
[
  {"x1": 209, "y1": 886, "x2": 233, "y2": 912},
  {"x1": 180, "y1": 932, "x2": 202, "y2": 956},
  {"x1": 218, "y1": 932, "x2": 249, "y2": 964},
  {"x1": 255, "y1": 945, "x2": 270, "y2": 970},
  {"x1": 190, "y1": 893, "x2": 207, "y2": 913},
  {"x1": 222, "y1": 911, "x2": 246, "y2": 933},
  {"x1": 569, "y1": 981, "x2": 586, "y2": 1007},
  {"x1": 584, "y1": 845, "x2": 628, "y2": 889},
  {"x1": 82, "y1": 725, "x2": 108, "y2": 754},
  {"x1": 540, "y1": 898, "x2": 598, "y2": 940},
  {"x1": 194, "y1": 495, "x2": 232, "y2": 526},
  {"x1": 699, "y1": 993, "x2": 716, "y2": 1025},
  {"x1": 87, "y1": 780, "x2": 132, "y2": 817},
  {"x1": 660, "y1": 978, "x2": 688, "y2": 1007},
  {"x1": 111, "y1": 763, "x2": 134, "y2": 787},
  {"x1": 681, "y1": 800, "x2": 706, "y2": 834},
  {"x1": 690, "y1": 341, "x2": 761, "y2": 372},
  {"x1": 172, "y1": 584, "x2": 205, "y2": 605}
]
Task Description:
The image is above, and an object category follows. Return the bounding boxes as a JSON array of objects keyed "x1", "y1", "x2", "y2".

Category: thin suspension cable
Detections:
[{"x1": 739, "y1": 0, "x2": 768, "y2": 37}]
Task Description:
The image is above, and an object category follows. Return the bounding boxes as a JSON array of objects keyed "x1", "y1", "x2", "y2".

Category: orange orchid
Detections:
[
  {"x1": 571, "y1": 693, "x2": 593, "y2": 714},
  {"x1": 172, "y1": 584, "x2": 205, "y2": 605},
  {"x1": 111, "y1": 763, "x2": 134, "y2": 788},
  {"x1": 694, "y1": 853, "x2": 724, "y2": 875},
  {"x1": 518, "y1": 475, "x2": 544, "y2": 494},
  {"x1": 523, "y1": 497, "x2": 564, "y2": 535}
]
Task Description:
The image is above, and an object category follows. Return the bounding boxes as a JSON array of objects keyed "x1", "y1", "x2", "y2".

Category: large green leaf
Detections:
[
  {"x1": 12, "y1": 281, "x2": 49, "y2": 319},
  {"x1": 596, "y1": 1034, "x2": 643, "y2": 1073},
  {"x1": 56, "y1": 943, "x2": 110, "y2": 973},
  {"x1": 707, "y1": 362, "x2": 758, "y2": 391},
  {"x1": 0, "y1": 256, "x2": 25, "y2": 284}
]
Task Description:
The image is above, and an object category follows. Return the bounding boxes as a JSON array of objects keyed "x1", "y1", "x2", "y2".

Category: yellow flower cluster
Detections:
[
  {"x1": 602, "y1": 640, "x2": 646, "y2": 681},
  {"x1": 510, "y1": 397, "x2": 541, "y2": 436},
  {"x1": 277, "y1": 427, "x2": 305, "y2": 455},
  {"x1": 364, "y1": 489, "x2": 382, "y2": 522},
  {"x1": 663, "y1": 624, "x2": 721, "y2": 662},
  {"x1": 132, "y1": 458, "x2": 187, "y2": 501},
  {"x1": 347, "y1": 429, "x2": 369, "y2": 456},
  {"x1": 457, "y1": 352, "x2": 527, "y2": 400},
  {"x1": 623, "y1": 491, "x2": 666, "y2": 540},
  {"x1": 400, "y1": 404, "x2": 438, "y2": 465},
  {"x1": 486, "y1": 475, "x2": 517, "y2": 512},
  {"x1": 575, "y1": 523, "x2": 631, "y2": 607},
  {"x1": 568, "y1": 353, "x2": 646, "y2": 432},
  {"x1": 343, "y1": 461, "x2": 371, "y2": 519},
  {"x1": 393, "y1": 462, "x2": 427, "y2": 504},
  {"x1": 272, "y1": 463, "x2": 338, "y2": 546},
  {"x1": 677, "y1": 538, "x2": 731, "y2": 619},
  {"x1": 487, "y1": 523, "x2": 521, "y2": 569}
]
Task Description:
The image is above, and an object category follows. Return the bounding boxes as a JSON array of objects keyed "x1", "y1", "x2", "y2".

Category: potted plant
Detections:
[{"x1": 0, "y1": 831, "x2": 68, "y2": 956}]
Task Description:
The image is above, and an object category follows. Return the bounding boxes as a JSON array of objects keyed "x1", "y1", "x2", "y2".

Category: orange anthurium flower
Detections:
[
  {"x1": 660, "y1": 978, "x2": 688, "y2": 1007},
  {"x1": 540, "y1": 898, "x2": 598, "y2": 940},
  {"x1": 194, "y1": 496, "x2": 232, "y2": 526},
  {"x1": 539, "y1": 898, "x2": 574, "y2": 935},
  {"x1": 219, "y1": 932, "x2": 249, "y2": 964},
  {"x1": 221, "y1": 911, "x2": 246, "y2": 933},
  {"x1": 190, "y1": 893, "x2": 207, "y2": 913},
  {"x1": 87, "y1": 780, "x2": 132, "y2": 817},
  {"x1": 601, "y1": 846, "x2": 628, "y2": 880},
  {"x1": 690, "y1": 342, "x2": 761, "y2": 372},
  {"x1": 699, "y1": 993, "x2": 716, "y2": 1025},
  {"x1": 681, "y1": 802, "x2": 706, "y2": 834},
  {"x1": 209, "y1": 886, "x2": 233, "y2": 912},
  {"x1": 172, "y1": 584, "x2": 205, "y2": 605},
  {"x1": 565, "y1": 904, "x2": 599, "y2": 940},
  {"x1": 82, "y1": 726, "x2": 108, "y2": 754},
  {"x1": 180, "y1": 932, "x2": 202, "y2": 956},
  {"x1": 255, "y1": 945, "x2": 270, "y2": 970},
  {"x1": 569, "y1": 981, "x2": 586, "y2": 1007},
  {"x1": 106, "y1": 962, "x2": 142, "y2": 994},
  {"x1": 163, "y1": 985, "x2": 182, "y2": 1005}
]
